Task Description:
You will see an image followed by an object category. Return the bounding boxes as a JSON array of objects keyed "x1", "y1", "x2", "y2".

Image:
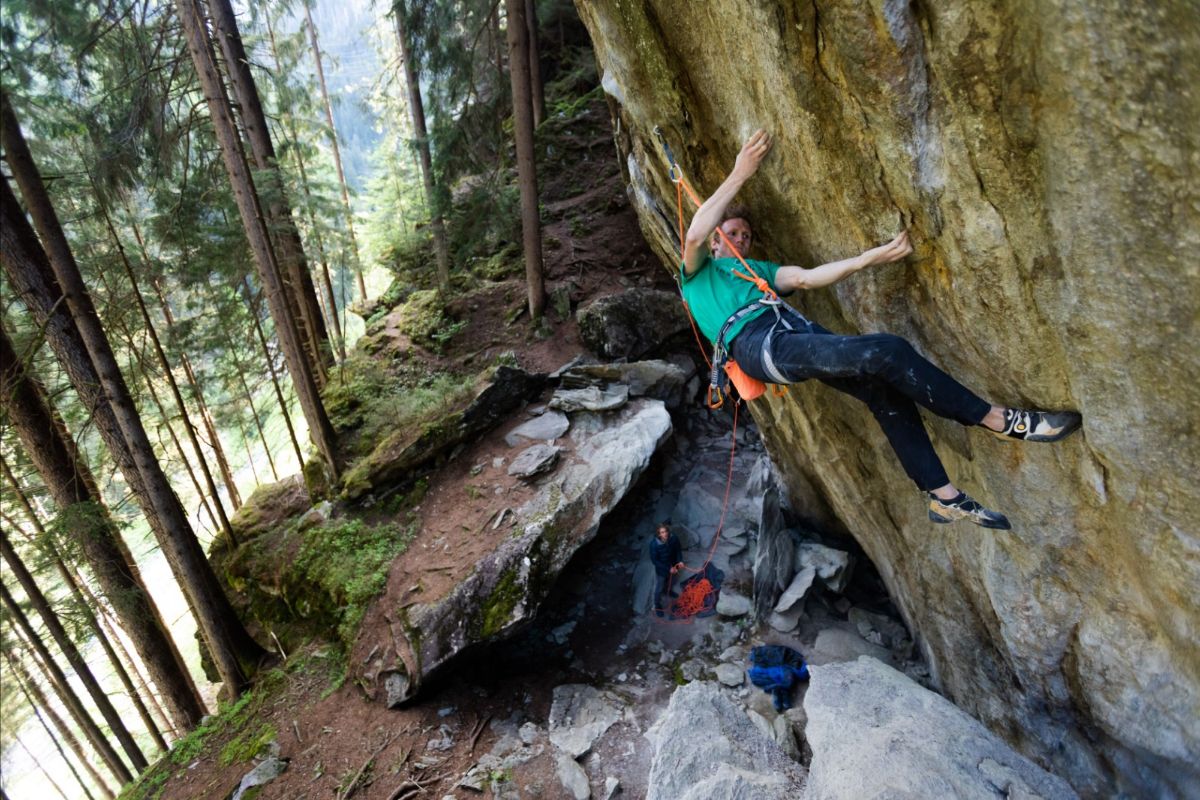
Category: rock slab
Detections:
[
  {"x1": 577, "y1": 289, "x2": 690, "y2": 360},
  {"x1": 645, "y1": 681, "x2": 805, "y2": 800},
  {"x1": 804, "y1": 657, "x2": 1078, "y2": 800},
  {"x1": 548, "y1": 684, "x2": 625, "y2": 758},
  {"x1": 374, "y1": 399, "x2": 673, "y2": 705}
]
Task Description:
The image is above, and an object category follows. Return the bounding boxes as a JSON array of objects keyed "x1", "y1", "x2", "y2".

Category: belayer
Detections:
[{"x1": 680, "y1": 130, "x2": 1081, "y2": 530}]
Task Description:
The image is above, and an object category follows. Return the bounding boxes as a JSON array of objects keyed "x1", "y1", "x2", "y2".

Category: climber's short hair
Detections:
[{"x1": 719, "y1": 204, "x2": 752, "y2": 228}]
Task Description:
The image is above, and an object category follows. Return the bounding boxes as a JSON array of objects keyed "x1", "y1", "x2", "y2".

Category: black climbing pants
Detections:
[{"x1": 731, "y1": 311, "x2": 992, "y2": 491}]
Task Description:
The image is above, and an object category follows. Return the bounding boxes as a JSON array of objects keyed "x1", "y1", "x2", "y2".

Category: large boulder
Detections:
[
  {"x1": 341, "y1": 366, "x2": 544, "y2": 501},
  {"x1": 375, "y1": 399, "x2": 672, "y2": 704},
  {"x1": 805, "y1": 657, "x2": 1077, "y2": 800},
  {"x1": 576, "y1": 2, "x2": 1200, "y2": 795},
  {"x1": 577, "y1": 289, "x2": 690, "y2": 360},
  {"x1": 645, "y1": 681, "x2": 806, "y2": 800}
]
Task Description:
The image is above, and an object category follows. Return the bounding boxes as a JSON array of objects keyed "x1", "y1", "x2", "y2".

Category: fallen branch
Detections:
[
  {"x1": 337, "y1": 731, "x2": 398, "y2": 800},
  {"x1": 386, "y1": 771, "x2": 445, "y2": 800},
  {"x1": 468, "y1": 713, "x2": 493, "y2": 754}
]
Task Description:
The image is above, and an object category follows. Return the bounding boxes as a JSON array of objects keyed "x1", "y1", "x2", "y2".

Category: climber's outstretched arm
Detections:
[
  {"x1": 682, "y1": 130, "x2": 773, "y2": 276},
  {"x1": 775, "y1": 231, "x2": 912, "y2": 292}
]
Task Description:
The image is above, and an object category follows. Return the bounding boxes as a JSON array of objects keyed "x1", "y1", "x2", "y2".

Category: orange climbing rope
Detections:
[
  {"x1": 656, "y1": 403, "x2": 741, "y2": 622},
  {"x1": 650, "y1": 129, "x2": 792, "y2": 622}
]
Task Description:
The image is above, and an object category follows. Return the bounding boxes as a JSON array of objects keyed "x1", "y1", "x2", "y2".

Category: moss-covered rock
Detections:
[
  {"x1": 214, "y1": 496, "x2": 421, "y2": 654},
  {"x1": 226, "y1": 476, "x2": 311, "y2": 544},
  {"x1": 340, "y1": 365, "x2": 545, "y2": 502}
]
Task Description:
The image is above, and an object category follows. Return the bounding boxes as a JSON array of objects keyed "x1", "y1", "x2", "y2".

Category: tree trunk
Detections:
[
  {"x1": 504, "y1": 0, "x2": 546, "y2": 320},
  {"x1": 0, "y1": 476, "x2": 188, "y2": 740},
  {"x1": 304, "y1": 1, "x2": 367, "y2": 301},
  {"x1": 96, "y1": 206, "x2": 237, "y2": 542},
  {"x1": 210, "y1": 0, "x2": 333, "y2": 386},
  {"x1": 130, "y1": 219, "x2": 242, "y2": 510},
  {"x1": 7, "y1": 651, "x2": 104, "y2": 800},
  {"x1": 3, "y1": 648, "x2": 115, "y2": 799},
  {"x1": 0, "y1": 328, "x2": 205, "y2": 732},
  {"x1": 263, "y1": 12, "x2": 347, "y2": 361},
  {"x1": 136, "y1": 358, "x2": 224, "y2": 536},
  {"x1": 173, "y1": 0, "x2": 340, "y2": 486},
  {"x1": 0, "y1": 583, "x2": 133, "y2": 783},
  {"x1": 87, "y1": 582, "x2": 179, "y2": 737},
  {"x1": 244, "y1": 282, "x2": 306, "y2": 468},
  {"x1": 0, "y1": 532, "x2": 149, "y2": 771},
  {"x1": 393, "y1": 1, "x2": 452, "y2": 295},
  {"x1": 0, "y1": 499, "x2": 168, "y2": 752},
  {"x1": 0, "y1": 175, "x2": 263, "y2": 697},
  {"x1": 222, "y1": 324, "x2": 280, "y2": 481},
  {"x1": 525, "y1": 0, "x2": 545, "y2": 127}
]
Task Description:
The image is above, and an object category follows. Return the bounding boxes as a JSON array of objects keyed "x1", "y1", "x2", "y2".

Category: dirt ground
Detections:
[{"x1": 155, "y1": 409, "x2": 761, "y2": 800}]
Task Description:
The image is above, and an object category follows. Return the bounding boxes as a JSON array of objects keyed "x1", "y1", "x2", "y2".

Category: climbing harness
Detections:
[{"x1": 654, "y1": 127, "x2": 790, "y2": 410}]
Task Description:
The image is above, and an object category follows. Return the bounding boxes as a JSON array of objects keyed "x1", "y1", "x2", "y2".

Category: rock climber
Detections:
[
  {"x1": 649, "y1": 523, "x2": 684, "y2": 617},
  {"x1": 680, "y1": 129, "x2": 1082, "y2": 530}
]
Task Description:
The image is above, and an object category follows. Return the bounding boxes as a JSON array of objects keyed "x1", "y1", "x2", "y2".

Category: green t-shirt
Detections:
[{"x1": 680, "y1": 254, "x2": 784, "y2": 345}]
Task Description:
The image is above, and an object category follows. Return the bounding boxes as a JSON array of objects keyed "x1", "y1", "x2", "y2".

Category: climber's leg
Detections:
[
  {"x1": 732, "y1": 318, "x2": 1012, "y2": 529},
  {"x1": 816, "y1": 375, "x2": 948, "y2": 491},
  {"x1": 769, "y1": 325, "x2": 993, "y2": 425}
]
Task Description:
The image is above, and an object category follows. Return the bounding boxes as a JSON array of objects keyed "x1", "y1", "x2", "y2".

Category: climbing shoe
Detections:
[
  {"x1": 993, "y1": 408, "x2": 1082, "y2": 443},
  {"x1": 928, "y1": 492, "x2": 1011, "y2": 530}
]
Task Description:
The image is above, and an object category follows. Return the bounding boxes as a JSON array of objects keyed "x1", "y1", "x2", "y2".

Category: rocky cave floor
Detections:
[{"x1": 159, "y1": 398, "x2": 929, "y2": 800}]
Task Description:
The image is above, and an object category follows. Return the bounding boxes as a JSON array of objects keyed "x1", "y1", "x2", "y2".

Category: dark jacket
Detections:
[{"x1": 650, "y1": 533, "x2": 683, "y2": 575}]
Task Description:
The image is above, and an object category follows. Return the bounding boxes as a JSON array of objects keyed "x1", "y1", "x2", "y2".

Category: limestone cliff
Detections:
[{"x1": 574, "y1": 1, "x2": 1199, "y2": 796}]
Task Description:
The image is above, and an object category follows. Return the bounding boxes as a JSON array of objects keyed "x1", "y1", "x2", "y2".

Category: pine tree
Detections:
[
  {"x1": 0, "y1": 583, "x2": 133, "y2": 783},
  {"x1": 304, "y1": 1, "x2": 368, "y2": 301},
  {"x1": 173, "y1": 0, "x2": 341, "y2": 482},
  {"x1": 392, "y1": 0, "x2": 452, "y2": 294},
  {"x1": 505, "y1": 0, "x2": 546, "y2": 320},
  {"x1": 0, "y1": 325, "x2": 206, "y2": 732},
  {"x1": 0, "y1": 159, "x2": 264, "y2": 695},
  {"x1": 210, "y1": 0, "x2": 334, "y2": 385}
]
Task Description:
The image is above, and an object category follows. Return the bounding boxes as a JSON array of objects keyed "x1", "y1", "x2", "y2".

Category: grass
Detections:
[{"x1": 118, "y1": 669, "x2": 289, "y2": 800}]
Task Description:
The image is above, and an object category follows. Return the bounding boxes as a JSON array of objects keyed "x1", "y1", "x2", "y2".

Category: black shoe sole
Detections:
[
  {"x1": 929, "y1": 509, "x2": 1012, "y2": 530},
  {"x1": 991, "y1": 411, "x2": 1083, "y2": 443},
  {"x1": 1025, "y1": 412, "x2": 1083, "y2": 443}
]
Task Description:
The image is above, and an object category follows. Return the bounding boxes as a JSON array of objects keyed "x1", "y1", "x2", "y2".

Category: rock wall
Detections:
[{"x1": 574, "y1": 1, "x2": 1199, "y2": 796}]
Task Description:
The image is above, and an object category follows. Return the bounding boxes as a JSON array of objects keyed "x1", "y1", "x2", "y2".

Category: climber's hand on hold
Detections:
[
  {"x1": 733, "y1": 129, "x2": 772, "y2": 180},
  {"x1": 862, "y1": 230, "x2": 913, "y2": 267}
]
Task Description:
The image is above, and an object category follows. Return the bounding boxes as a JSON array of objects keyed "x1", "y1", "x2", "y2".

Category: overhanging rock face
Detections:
[{"x1": 575, "y1": 2, "x2": 1199, "y2": 796}]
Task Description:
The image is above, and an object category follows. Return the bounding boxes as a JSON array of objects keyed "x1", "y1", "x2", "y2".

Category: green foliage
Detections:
[
  {"x1": 294, "y1": 517, "x2": 418, "y2": 644},
  {"x1": 116, "y1": 761, "x2": 170, "y2": 800},
  {"x1": 549, "y1": 83, "x2": 603, "y2": 120},
  {"x1": 673, "y1": 663, "x2": 689, "y2": 686}
]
